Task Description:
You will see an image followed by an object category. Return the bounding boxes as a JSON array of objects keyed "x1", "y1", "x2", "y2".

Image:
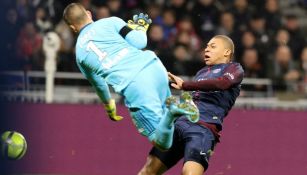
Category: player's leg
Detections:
[
  {"x1": 138, "y1": 126, "x2": 184, "y2": 175},
  {"x1": 124, "y1": 89, "x2": 179, "y2": 150},
  {"x1": 178, "y1": 118, "x2": 216, "y2": 175},
  {"x1": 146, "y1": 59, "x2": 198, "y2": 149},
  {"x1": 153, "y1": 95, "x2": 198, "y2": 150},
  {"x1": 122, "y1": 58, "x2": 175, "y2": 148},
  {"x1": 138, "y1": 155, "x2": 167, "y2": 175},
  {"x1": 182, "y1": 161, "x2": 204, "y2": 175},
  {"x1": 123, "y1": 58, "x2": 198, "y2": 149}
]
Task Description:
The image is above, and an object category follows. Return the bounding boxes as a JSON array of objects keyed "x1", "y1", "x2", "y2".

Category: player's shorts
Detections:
[
  {"x1": 122, "y1": 58, "x2": 171, "y2": 139},
  {"x1": 149, "y1": 117, "x2": 217, "y2": 170}
]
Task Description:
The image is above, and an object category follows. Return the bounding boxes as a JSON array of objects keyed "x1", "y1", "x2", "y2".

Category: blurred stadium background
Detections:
[{"x1": 0, "y1": 0, "x2": 307, "y2": 175}]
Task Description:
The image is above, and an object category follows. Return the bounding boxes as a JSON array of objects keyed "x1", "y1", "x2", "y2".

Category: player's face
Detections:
[{"x1": 203, "y1": 38, "x2": 226, "y2": 65}]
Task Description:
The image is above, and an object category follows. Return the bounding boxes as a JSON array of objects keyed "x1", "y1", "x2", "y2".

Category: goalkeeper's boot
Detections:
[
  {"x1": 165, "y1": 96, "x2": 199, "y2": 122},
  {"x1": 178, "y1": 92, "x2": 200, "y2": 123}
]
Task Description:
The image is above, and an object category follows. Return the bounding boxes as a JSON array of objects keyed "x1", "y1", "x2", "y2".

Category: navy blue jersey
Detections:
[{"x1": 181, "y1": 62, "x2": 244, "y2": 130}]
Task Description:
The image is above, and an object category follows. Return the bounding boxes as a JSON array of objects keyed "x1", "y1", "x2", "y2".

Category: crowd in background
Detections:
[{"x1": 1, "y1": 0, "x2": 307, "y2": 92}]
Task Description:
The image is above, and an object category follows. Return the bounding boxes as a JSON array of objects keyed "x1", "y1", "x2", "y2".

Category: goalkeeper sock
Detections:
[{"x1": 153, "y1": 109, "x2": 176, "y2": 150}]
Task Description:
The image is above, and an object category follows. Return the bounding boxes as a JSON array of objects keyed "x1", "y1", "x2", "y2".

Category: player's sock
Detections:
[{"x1": 153, "y1": 120, "x2": 174, "y2": 150}]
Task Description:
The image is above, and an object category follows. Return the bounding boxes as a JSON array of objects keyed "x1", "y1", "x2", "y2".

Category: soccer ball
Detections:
[{"x1": 0, "y1": 131, "x2": 27, "y2": 160}]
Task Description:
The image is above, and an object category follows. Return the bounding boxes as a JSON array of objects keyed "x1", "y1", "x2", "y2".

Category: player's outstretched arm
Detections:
[
  {"x1": 124, "y1": 30, "x2": 148, "y2": 49},
  {"x1": 103, "y1": 99, "x2": 124, "y2": 121},
  {"x1": 77, "y1": 61, "x2": 123, "y2": 121},
  {"x1": 114, "y1": 14, "x2": 152, "y2": 49},
  {"x1": 181, "y1": 63, "x2": 244, "y2": 91}
]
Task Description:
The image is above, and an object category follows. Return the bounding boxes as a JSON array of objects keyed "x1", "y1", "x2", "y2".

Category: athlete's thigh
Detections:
[
  {"x1": 181, "y1": 120, "x2": 216, "y2": 170},
  {"x1": 123, "y1": 59, "x2": 171, "y2": 137},
  {"x1": 124, "y1": 79, "x2": 166, "y2": 138}
]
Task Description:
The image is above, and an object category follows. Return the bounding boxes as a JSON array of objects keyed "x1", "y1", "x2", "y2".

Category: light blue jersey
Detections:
[{"x1": 75, "y1": 16, "x2": 157, "y2": 103}]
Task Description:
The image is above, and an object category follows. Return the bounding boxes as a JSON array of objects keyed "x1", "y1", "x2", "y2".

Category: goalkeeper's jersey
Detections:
[{"x1": 75, "y1": 16, "x2": 156, "y2": 94}]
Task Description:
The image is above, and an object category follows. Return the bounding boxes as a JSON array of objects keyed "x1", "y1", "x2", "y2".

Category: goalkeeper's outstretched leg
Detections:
[{"x1": 152, "y1": 95, "x2": 199, "y2": 150}]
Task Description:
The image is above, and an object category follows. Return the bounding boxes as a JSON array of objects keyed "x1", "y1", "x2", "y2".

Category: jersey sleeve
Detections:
[
  {"x1": 110, "y1": 16, "x2": 147, "y2": 49},
  {"x1": 124, "y1": 30, "x2": 147, "y2": 49},
  {"x1": 182, "y1": 63, "x2": 244, "y2": 91},
  {"x1": 76, "y1": 60, "x2": 111, "y2": 104}
]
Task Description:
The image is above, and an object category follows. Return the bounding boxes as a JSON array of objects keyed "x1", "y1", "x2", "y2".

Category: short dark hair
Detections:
[
  {"x1": 63, "y1": 3, "x2": 88, "y2": 26},
  {"x1": 214, "y1": 35, "x2": 235, "y2": 60}
]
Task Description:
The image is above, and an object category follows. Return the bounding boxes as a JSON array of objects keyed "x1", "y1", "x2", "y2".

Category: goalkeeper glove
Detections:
[
  {"x1": 127, "y1": 13, "x2": 152, "y2": 32},
  {"x1": 104, "y1": 99, "x2": 124, "y2": 121}
]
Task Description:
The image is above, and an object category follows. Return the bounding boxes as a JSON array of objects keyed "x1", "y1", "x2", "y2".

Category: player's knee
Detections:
[
  {"x1": 137, "y1": 168, "x2": 147, "y2": 175},
  {"x1": 182, "y1": 161, "x2": 206, "y2": 175},
  {"x1": 138, "y1": 155, "x2": 166, "y2": 175}
]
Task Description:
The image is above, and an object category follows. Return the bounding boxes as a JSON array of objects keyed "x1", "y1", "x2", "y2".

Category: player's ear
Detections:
[
  {"x1": 86, "y1": 10, "x2": 92, "y2": 19},
  {"x1": 69, "y1": 25, "x2": 78, "y2": 33},
  {"x1": 224, "y1": 49, "x2": 231, "y2": 58}
]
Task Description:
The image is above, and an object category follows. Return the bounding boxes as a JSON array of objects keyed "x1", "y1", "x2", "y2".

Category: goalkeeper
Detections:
[{"x1": 63, "y1": 3, "x2": 199, "y2": 150}]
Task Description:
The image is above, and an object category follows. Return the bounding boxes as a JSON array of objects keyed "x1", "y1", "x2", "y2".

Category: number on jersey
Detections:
[{"x1": 86, "y1": 41, "x2": 107, "y2": 62}]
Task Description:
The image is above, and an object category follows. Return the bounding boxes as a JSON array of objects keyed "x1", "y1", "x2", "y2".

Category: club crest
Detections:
[{"x1": 213, "y1": 68, "x2": 221, "y2": 74}]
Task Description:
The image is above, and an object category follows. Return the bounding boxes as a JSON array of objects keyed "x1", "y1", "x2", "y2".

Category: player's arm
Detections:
[
  {"x1": 169, "y1": 63, "x2": 244, "y2": 91},
  {"x1": 77, "y1": 61, "x2": 123, "y2": 121},
  {"x1": 112, "y1": 14, "x2": 152, "y2": 49}
]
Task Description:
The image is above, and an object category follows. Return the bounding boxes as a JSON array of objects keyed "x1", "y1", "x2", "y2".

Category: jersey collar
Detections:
[{"x1": 79, "y1": 22, "x2": 93, "y2": 33}]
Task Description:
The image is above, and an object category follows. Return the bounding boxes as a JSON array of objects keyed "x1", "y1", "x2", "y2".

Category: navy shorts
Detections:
[{"x1": 150, "y1": 118, "x2": 216, "y2": 170}]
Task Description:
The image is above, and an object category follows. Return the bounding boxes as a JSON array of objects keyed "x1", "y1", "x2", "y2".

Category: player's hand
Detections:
[
  {"x1": 168, "y1": 72, "x2": 184, "y2": 90},
  {"x1": 127, "y1": 13, "x2": 152, "y2": 32},
  {"x1": 104, "y1": 99, "x2": 124, "y2": 121}
]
